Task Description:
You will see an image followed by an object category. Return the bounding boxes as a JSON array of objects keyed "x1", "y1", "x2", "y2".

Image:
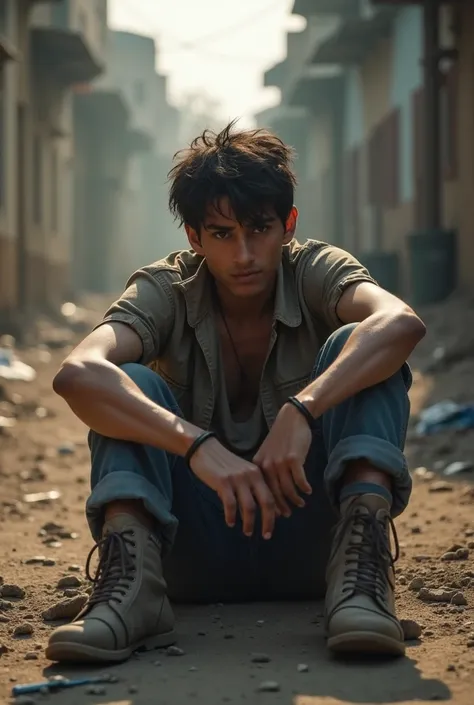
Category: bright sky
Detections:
[{"x1": 108, "y1": 0, "x2": 304, "y2": 126}]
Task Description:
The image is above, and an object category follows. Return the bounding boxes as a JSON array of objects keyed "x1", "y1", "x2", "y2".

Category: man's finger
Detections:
[
  {"x1": 290, "y1": 462, "x2": 312, "y2": 495},
  {"x1": 251, "y1": 478, "x2": 277, "y2": 539},
  {"x1": 219, "y1": 484, "x2": 237, "y2": 528},
  {"x1": 279, "y1": 468, "x2": 305, "y2": 508},
  {"x1": 264, "y1": 473, "x2": 292, "y2": 518},
  {"x1": 235, "y1": 484, "x2": 257, "y2": 537}
]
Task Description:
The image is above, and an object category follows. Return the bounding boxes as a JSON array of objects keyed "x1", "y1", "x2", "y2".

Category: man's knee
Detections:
[{"x1": 315, "y1": 323, "x2": 358, "y2": 371}]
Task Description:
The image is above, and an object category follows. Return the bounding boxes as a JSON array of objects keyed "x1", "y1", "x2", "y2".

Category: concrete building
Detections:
[
  {"x1": 261, "y1": 0, "x2": 470, "y2": 304},
  {"x1": 0, "y1": 0, "x2": 105, "y2": 329},
  {"x1": 73, "y1": 30, "x2": 183, "y2": 295}
]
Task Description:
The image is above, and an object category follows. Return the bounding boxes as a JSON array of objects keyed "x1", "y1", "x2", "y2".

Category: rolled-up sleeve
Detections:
[
  {"x1": 302, "y1": 244, "x2": 378, "y2": 330},
  {"x1": 93, "y1": 268, "x2": 177, "y2": 365}
]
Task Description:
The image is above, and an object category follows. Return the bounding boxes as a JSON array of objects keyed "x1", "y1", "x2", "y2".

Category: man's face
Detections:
[{"x1": 185, "y1": 198, "x2": 297, "y2": 299}]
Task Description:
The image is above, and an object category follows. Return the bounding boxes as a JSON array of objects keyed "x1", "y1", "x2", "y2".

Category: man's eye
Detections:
[
  {"x1": 253, "y1": 225, "x2": 268, "y2": 234},
  {"x1": 214, "y1": 231, "x2": 230, "y2": 240}
]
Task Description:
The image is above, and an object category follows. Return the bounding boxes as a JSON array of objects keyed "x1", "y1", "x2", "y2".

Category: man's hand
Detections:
[
  {"x1": 253, "y1": 404, "x2": 313, "y2": 517},
  {"x1": 189, "y1": 437, "x2": 277, "y2": 539}
]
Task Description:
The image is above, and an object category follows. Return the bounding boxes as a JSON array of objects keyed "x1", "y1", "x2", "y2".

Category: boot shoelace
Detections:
[
  {"x1": 339, "y1": 508, "x2": 400, "y2": 604},
  {"x1": 85, "y1": 530, "x2": 137, "y2": 608}
]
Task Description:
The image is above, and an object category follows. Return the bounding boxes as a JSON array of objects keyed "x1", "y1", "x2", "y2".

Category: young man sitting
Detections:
[{"x1": 47, "y1": 122, "x2": 425, "y2": 664}]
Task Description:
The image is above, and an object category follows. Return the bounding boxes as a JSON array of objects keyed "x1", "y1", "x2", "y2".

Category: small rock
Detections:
[
  {"x1": 224, "y1": 633, "x2": 234, "y2": 639},
  {"x1": 189, "y1": 666, "x2": 198, "y2": 672},
  {"x1": 401, "y1": 619, "x2": 423, "y2": 640},
  {"x1": 13, "y1": 623, "x2": 34, "y2": 637},
  {"x1": 409, "y1": 577, "x2": 424, "y2": 591},
  {"x1": 257, "y1": 681, "x2": 280, "y2": 693},
  {"x1": 0, "y1": 599, "x2": 13, "y2": 610},
  {"x1": 166, "y1": 645, "x2": 185, "y2": 656},
  {"x1": 128, "y1": 685, "x2": 138, "y2": 694},
  {"x1": 447, "y1": 664, "x2": 456, "y2": 671},
  {"x1": 0, "y1": 643, "x2": 9, "y2": 654},
  {"x1": 398, "y1": 576, "x2": 407, "y2": 585},
  {"x1": 1, "y1": 584, "x2": 25, "y2": 599},
  {"x1": 57, "y1": 575, "x2": 82, "y2": 589},
  {"x1": 451, "y1": 592, "x2": 468, "y2": 606},
  {"x1": 42, "y1": 559, "x2": 56, "y2": 567},
  {"x1": 429, "y1": 482, "x2": 453, "y2": 493},
  {"x1": 68, "y1": 565, "x2": 82, "y2": 572},
  {"x1": 153, "y1": 660, "x2": 162, "y2": 666},
  {"x1": 441, "y1": 552, "x2": 458, "y2": 562},
  {"x1": 63, "y1": 589, "x2": 80, "y2": 598},
  {"x1": 85, "y1": 685, "x2": 106, "y2": 695},
  {"x1": 256, "y1": 620, "x2": 265, "y2": 627},
  {"x1": 467, "y1": 639, "x2": 474, "y2": 648},
  {"x1": 297, "y1": 663, "x2": 309, "y2": 673},
  {"x1": 24, "y1": 556, "x2": 47, "y2": 565},
  {"x1": 456, "y1": 548, "x2": 469, "y2": 560},
  {"x1": 24, "y1": 651, "x2": 38, "y2": 660},
  {"x1": 251, "y1": 653, "x2": 271, "y2": 663},
  {"x1": 42, "y1": 595, "x2": 87, "y2": 621},
  {"x1": 418, "y1": 588, "x2": 456, "y2": 604}
]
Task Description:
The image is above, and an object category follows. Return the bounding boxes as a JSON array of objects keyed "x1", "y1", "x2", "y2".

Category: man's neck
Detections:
[{"x1": 214, "y1": 279, "x2": 276, "y2": 322}]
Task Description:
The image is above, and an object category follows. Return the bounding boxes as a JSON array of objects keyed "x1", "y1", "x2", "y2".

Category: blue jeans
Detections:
[{"x1": 86, "y1": 324, "x2": 412, "y2": 603}]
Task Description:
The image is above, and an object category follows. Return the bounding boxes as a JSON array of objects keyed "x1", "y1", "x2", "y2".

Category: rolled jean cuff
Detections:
[
  {"x1": 324, "y1": 435, "x2": 412, "y2": 517},
  {"x1": 85, "y1": 470, "x2": 178, "y2": 553}
]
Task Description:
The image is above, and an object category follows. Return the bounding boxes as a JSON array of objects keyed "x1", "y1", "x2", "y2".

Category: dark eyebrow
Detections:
[{"x1": 205, "y1": 223, "x2": 235, "y2": 232}]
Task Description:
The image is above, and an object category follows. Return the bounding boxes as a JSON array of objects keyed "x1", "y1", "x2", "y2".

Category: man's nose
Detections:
[{"x1": 233, "y1": 236, "x2": 253, "y2": 266}]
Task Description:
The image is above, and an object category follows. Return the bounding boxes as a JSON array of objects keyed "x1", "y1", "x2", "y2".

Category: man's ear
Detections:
[
  {"x1": 185, "y1": 224, "x2": 204, "y2": 255},
  {"x1": 283, "y1": 206, "x2": 298, "y2": 244}
]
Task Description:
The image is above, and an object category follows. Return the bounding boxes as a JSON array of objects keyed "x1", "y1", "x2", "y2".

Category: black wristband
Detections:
[
  {"x1": 184, "y1": 431, "x2": 217, "y2": 467},
  {"x1": 286, "y1": 396, "x2": 317, "y2": 430}
]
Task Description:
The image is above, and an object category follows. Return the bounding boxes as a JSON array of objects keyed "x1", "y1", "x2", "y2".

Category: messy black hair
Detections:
[{"x1": 168, "y1": 119, "x2": 297, "y2": 233}]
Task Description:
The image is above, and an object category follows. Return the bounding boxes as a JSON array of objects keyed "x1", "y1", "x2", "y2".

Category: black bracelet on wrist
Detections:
[
  {"x1": 184, "y1": 431, "x2": 217, "y2": 467},
  {"x1": 286, "y1": 396, "x2": 317, "y2": 430}
]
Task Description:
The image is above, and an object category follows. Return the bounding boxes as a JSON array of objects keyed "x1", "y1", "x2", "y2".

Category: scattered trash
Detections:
[
  {"x1": 23, "y1": 490, "x2": 61, "y2": 504},
  {"x1": 443, "y1": 461, "x2": 474, "y2": 477},
  {"x1": 0, "y1": 416, "x2": 16, "y2": 429},
  {"x1": 57, "y1": 442, "x2": 76, "y2": 456},
  {"x1": 12, "y1": 675, "x2": 112, "y2": 696},
  {"x1": 416, "y1": 401, "x2": 474, "y2": 436},
  {"x1": 0, "y1": 340, "x2": 36, "y2": 382}
]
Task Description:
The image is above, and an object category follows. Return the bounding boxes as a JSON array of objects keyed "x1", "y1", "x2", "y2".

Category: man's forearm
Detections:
[
  {"x1": 296, "y1": 311, "x2": 425, "y2": 418},
  {"x1": 53, "y1": 359, "x2": 202, "y2": 456}
]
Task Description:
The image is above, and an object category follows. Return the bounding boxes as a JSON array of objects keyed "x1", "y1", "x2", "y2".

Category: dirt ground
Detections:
[{"x1": 1, "y1": 296, "x2": 474, "y2": 705}]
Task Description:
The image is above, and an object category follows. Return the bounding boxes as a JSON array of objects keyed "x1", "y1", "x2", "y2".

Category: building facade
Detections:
[
  {"x1": 0, "y1": 0, "x2": 108, "y2": 333},
  {"x1": 72, "y1": 29, "x2": 183, "y2": 296},
  {"x1": 262, "y1": 0, "x2": 470, "y2": 303}
]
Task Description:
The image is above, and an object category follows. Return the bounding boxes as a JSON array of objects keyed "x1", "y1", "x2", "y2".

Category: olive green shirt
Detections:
[{"x1": 97, "y1": 239, "x2": 376, "y2": 451}]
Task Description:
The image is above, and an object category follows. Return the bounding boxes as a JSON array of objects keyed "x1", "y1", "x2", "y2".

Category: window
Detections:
[{"x1": 33, "y1": 136, "x2": 42, "y2": 225}]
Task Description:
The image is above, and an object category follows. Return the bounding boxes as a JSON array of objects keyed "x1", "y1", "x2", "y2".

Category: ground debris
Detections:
[{"x1": 42, "y1": 595, "x2": 87, "y2": 621}]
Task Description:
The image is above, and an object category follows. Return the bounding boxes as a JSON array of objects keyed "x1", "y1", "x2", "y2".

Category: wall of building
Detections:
[{"x1": 455, "y1": 1, "x2": 474, "y2": 291}]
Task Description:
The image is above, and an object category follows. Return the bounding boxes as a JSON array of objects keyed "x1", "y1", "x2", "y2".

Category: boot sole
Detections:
[
  {"x1": 327, "y1": 631, "x2": 405, "y2": 657},
  {"x1": 45, "y1": 629, "x2": 177, "y2": 664}
]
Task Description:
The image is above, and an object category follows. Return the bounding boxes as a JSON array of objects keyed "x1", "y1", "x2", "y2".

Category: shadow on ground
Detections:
[{"x1": 40, "y1": 603, "x2": 451, "y2": 705}]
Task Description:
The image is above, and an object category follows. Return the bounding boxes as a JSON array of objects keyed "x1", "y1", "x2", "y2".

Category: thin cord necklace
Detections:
[{"x1": 214, "y1": 290, "x2": 249, "y2": 386}]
